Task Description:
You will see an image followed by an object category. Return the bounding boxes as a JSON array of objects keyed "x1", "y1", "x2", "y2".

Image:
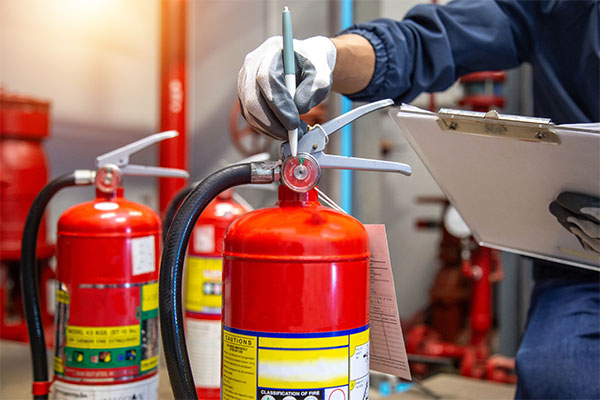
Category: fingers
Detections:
[
  {"x1": 556, "y1": 192, "x2": 600, "y2": 223},
  {"x1": 237, "y1": 37, "x2": 290, "y2": 140},
  {"x1": 294, "y1": 53, "x2": 332, "y2": 114},
  {"x1": 550, "y1": 199, "x2": 600, "y2": 255},
  {"x1": 257, "y1": 54, "x2": 300, "y2": 133}
]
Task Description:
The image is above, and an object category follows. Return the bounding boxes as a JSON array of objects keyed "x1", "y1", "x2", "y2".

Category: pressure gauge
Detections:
[{"x1": 281, "y1": 153, "x2": 321, "y2": 193}]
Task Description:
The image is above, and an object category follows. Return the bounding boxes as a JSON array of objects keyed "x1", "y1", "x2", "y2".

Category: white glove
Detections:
[{"x1": 237, "y1": 36, "x2": 336, "y2": 140}]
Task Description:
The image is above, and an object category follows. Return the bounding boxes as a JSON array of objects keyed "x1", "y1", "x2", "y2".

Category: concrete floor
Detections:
[{"x1": 1, "y1": 340, "x2": 515, "y2": 400}]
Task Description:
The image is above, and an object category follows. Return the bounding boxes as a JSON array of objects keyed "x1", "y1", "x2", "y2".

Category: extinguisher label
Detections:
[
  {"x1": 221, "y1": 325, "x2": 370, "y2": 400},
  {"x1": 185, "y1": 257, "x2": 223, "y2": 314},
  {"x1": 53, "y1": 281, "x2": 160, "y2": 383}
]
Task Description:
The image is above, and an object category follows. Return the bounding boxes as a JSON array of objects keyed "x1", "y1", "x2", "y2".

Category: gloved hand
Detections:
[
  {"x1": 549, "y1": 192, "x2": 600, "y2": 254},
  {"x1": 237, "y1": 36, "x2": 336, "y2": 140}
]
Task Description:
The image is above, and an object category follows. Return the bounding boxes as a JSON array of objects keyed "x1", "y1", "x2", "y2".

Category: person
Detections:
[{"x1": 237, "y1": 0, "x2": 600, "y2": 398}]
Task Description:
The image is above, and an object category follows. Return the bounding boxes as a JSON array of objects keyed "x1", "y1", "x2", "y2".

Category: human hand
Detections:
[
  {"x1": 237, "y1": 36, "x2": 336, "y2": 140},
  {"x1": 549, "y1": 192, "x2": 600, "y2": 254}
]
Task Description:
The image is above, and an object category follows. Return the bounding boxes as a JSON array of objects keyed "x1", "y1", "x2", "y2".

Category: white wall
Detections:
[{"x1": 0, "y1": 0, "x2": 160, "y2": 238}]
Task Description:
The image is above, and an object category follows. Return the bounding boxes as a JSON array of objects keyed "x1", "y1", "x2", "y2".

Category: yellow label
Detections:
[
  {"x1": 142, "y1": 283, "x2": 158, "y2": 312},
  {"x1": 54, "y1": 356, "x2": 64, "y2": 374},
  {"x1": 222, "y1": 326, "x2": 370, "y2": 399},
  {"x1": 185, "y1": 257, "x2": 223, "y2": 312},
  {"x1": 141, "y1": 355, "x2": 158, "y2": 372},
  {"x1": 222, "y1": 331, "x2": 257, "y2": 399},
  {"x1": 66, "y1": 325, "x2": 140, "y2": 349},
  {"x1": 57, "y1": 289, "x2": 69, "y2": 305}
]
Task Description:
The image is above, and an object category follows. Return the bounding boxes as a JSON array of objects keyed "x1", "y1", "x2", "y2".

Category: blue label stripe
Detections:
[
  {"x1": 223, "y1": 324, "x2": 368, "y2": 338},
  {"x1": 258, "y1": 345, "x2": 349, "y2": 351}
]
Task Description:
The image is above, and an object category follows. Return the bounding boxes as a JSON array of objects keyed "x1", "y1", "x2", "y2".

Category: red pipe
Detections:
[
  {"x1": 469, "y1": 247, "x2": 492, "y2": 346},
  {"x1": 159, "y1": 0, "x2": 188, "y2": 213}
]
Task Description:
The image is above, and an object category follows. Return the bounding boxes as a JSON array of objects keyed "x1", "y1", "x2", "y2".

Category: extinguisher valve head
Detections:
[
  {"x1": 280, "y1": 99, "x2": 412, "y2": 180},
  {"x1": 281, "y1": 153, "x2": 321, "y2": 193},
  {"x1": 95, "y1": 164, "x2": 122, "y2": 193}
]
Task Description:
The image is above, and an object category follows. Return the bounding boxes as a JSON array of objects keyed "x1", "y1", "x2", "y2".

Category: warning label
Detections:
[
  {"x1": 222, "y1": 331, "x2": 257, "y2": 400},
  {"x1": 66, "y1": 325, "x2": 140, "y2": 349},
  {"x1": 221, "y1": 325, "x2": 369, "y2": 400}
]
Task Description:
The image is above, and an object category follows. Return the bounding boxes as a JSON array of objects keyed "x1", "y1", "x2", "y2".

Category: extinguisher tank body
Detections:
[
  {"x1": 221, "y1": 186, "x2": 370, "y2": 400},
  {"x1": 53, "y1": 188, "x2": 160, "y2": 399},
  {"x1": 185, "y1": 190, "x2": 249, "y2": 399}
]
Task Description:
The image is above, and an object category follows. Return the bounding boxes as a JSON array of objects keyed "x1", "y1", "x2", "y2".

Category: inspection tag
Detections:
[{"x1": 365, "y1": 224, "x2": 411, "y2": 380}]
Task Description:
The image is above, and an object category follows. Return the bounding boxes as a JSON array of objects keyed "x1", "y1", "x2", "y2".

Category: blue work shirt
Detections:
[{"x1": 342, "y1": 0, "x2": 599, "y2": 124}]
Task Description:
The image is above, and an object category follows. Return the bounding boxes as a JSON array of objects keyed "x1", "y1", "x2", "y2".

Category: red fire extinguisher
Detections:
[
  {"x1": 159, "y1": 99, "x2": 412, "y2": 399},
  {"x1": 21, "y1": 131, "x2": 188, "y2": 399}
]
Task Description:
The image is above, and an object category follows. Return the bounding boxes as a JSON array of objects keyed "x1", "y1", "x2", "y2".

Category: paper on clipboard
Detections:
[{"x1": 390, "y1": 105, "x2": 600, "y2": 270}]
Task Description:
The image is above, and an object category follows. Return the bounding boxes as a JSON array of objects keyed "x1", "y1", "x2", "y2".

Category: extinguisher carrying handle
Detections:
[
  {"x1": 160, "y1": 162, "x2": 278, "y2": 400},
  {"x1": 20, "y1": 170, "x2": 95, "y2": 400},
  {"x1": 95, "y1": 130, "x2": 189, "y2": 179}
]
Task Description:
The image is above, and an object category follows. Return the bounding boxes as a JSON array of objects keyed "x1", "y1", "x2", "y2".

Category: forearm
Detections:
[{"x1": 330, "y1": 34, "x2": 375, "y2": 95}]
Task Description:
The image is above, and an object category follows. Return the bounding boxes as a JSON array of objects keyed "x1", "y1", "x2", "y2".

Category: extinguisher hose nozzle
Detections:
[
  {"x1": 21, "y1": 171, "x2": 94, "y2": 400},
  {"x1": 160, "y1": 163, "x2": 255, "y2": 400}
]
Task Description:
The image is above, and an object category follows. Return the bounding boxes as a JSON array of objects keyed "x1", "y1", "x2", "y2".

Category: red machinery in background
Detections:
[
  {"x1": 0, "y1": 89, "x2": 54, "y2": 343},
  {"x1": 459, "y1": 71, "x2": 506, "y2": 112},
  {"x1": 405, "y1": 198, "x2": 516, "y2": 384}
]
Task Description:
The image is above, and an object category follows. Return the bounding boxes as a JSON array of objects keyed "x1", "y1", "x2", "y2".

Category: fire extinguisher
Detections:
[
  {"x1": 21, "y1": 131, "x2": 188, "y2": 400},
  {"x1": 159, "y1": 99, "x2": 412, "y2": 399}
]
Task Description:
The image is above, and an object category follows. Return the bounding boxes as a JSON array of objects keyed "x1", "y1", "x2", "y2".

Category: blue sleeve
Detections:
[{"x1": 340, "y1": 0, "x2": 535, "y2": 103}]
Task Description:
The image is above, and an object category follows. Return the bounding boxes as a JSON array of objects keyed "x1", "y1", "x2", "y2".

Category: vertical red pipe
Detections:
[{"x1": 159, "y1": 0, "x2": 188, "y2": 213}]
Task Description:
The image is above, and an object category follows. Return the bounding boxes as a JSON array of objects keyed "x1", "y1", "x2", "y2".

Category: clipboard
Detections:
[{"x1": 390, "y1": 105, "x2": 600, "y2": 271}]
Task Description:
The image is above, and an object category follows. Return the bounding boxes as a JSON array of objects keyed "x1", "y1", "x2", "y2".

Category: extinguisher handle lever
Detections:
[
  {"x1": 313, "y1": 152, "x2": 412, "y2": 176},
  {"x1": 95, "y1": 130, "x2": 189, "y2": 179},
  {"x1": 121, "y1": 164, "x2": 189, "y2": 178},
  {"x1": 280, "y1": 98, "x2": 412, "y2": 176}
]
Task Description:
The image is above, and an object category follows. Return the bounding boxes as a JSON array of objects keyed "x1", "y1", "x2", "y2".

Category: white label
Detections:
[
  {"x1": 365, "y1": 224, "x2": 411, "y2": 380},
  {"x1": 131, "y1": 235, "x2": 156, "y2": 276},
  {"x1": 193, "y1": 225, "x2": 215, "y2": 254},
  {"x1": 52, "y1": 374, "x2": 158, "y2": 399},
  {"x1": 186, "y1": 318, "x2": 221, "y2": 387}
]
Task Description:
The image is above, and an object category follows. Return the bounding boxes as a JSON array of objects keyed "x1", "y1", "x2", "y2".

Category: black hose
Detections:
[
  {"x1": 159, "y1": 164, "x2": 252, "y2": 400},
  {"x1": 20, "y1": 172, "x2": 81, "y2": 400},
  {"x1": 162, "y1": 185, "x2": 193, "y2": 242}
]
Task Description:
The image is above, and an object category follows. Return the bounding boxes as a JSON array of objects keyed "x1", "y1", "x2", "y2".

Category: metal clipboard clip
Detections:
[{"x1": 436, "y1": 109, "x2": 561, "y2": 144}]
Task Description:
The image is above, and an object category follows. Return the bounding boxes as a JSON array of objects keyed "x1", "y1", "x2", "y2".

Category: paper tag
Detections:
[
  {"x1": 131, "y1": 235, "x2": 156, "y2": 276},
  {"x1": 193, "y1": 225, "x2": 216, "y2": 253},
  {"x1": 365, "y1": 224, "x2": 411, "y2": 380}
]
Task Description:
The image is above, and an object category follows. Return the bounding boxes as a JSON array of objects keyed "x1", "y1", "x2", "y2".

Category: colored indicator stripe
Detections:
[
  {"x1": 223, "y1": 324, "x2": 368, "y2": 339},
  {"x1": 258, "y1": 345, "x2": 348, "y2": 351}
]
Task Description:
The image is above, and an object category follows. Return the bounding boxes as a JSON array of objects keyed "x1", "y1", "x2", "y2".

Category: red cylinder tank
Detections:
[
  {"x1": 221, "y1": 185, "x2": 370, "y2": 399},
  {"x1": 53, "y1": 188, "x2": 161, "y2": 398},
  {"x1": 0, "y1": 90, "x2": 54, "y2": 342},
  {"x1": 184, "y1": 189, "x2": 249, "y2": 399}
]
